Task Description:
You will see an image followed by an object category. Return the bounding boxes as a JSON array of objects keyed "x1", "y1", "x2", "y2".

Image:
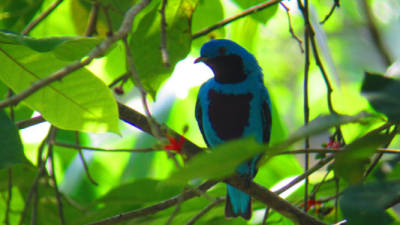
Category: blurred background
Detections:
[{"x1": 2, "y1": 0, "x2": 400, "y2": 224}]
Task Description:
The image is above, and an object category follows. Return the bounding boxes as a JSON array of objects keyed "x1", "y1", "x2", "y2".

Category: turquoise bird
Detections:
[{"x1": 195, "y1": 39, "x2": 272, "y2": 219}]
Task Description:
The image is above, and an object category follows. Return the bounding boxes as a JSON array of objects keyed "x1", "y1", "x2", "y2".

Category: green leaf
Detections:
[
  {"x1": 0, "y1": 32, "x2": 119, "y2": 133},
  {"x1": 232, "y1": 0, "x2": 278, "y2": 24},
  {"x1": 0, "y1": 0, "x2": 44, "y2": 32},
  {"x1": 283, "y1": 113, "x2": 371, "y2": 148},
  {"x1": 0, "y1": 31, "x2": 69, "y2": 52},
  {"x1": 129, "y1": 0, "x2": 199, "y2": 98},
  {"x1": 0, "y1": 31, "x2": 102, "y2": 58},
  {"x1": 333, "y1": 133, "x2": 390, "y2": 184},
  {"x1": 169, "y1": 138, "x2": 265, "y2": 184},
  {"x1": 340, "y1": 180, "x2": 400, "y2": 225},
  {"x1": 192, "y1": 0, "x2": 225, "y2": 44},
  {"x1": 0, "y1": 110, "x2": 26, "y2": 169},
  {"x1": 98, "y1": 179, "x2": 180, "y2": 204},
  {"x1": 361, "y1": 72, "x2": 400, "y2": 122},
  {"x1": 70, "y1": 0, "x2": 137, "y2": 37}
]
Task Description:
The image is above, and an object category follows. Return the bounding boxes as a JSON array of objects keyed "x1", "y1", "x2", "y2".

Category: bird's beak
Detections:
[{"x1": 194, "y1": 56, "x2": 208, "y2": 64}]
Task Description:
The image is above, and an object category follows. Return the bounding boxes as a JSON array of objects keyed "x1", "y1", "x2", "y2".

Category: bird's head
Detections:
[{"x1": 195, "y1": 39, "x2": 261, "y2": 83}]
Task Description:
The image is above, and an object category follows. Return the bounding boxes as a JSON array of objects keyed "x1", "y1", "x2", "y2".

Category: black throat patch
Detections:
[
  {"x1": 208, "y1": 89, "x2": 253, "y2": 140},
  {"x1": 206, "y1": 54, "x2": 246, "y2": 84}
]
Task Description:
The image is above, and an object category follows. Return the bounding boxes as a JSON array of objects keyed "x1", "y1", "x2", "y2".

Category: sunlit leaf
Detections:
[
  {"x1": 361, "y1": 72, "x2": 400, "y2": 122},
  {"x1": 0, "y1": 110, "x2": 26, "y2": 169},
  {"x1": 129, "y1": 0, "x2": 199, "y2": 98},
  {"x1": 340, "y1": 180, "x2": 400, "y2": 225},
  {"x1": 0, "y1": 32, "x2": 119, "y2": 133},
  {"x1": 333, "y1": 133, "x2": 390, "y2": 184},
  {"x1": 169, "y1": 138, "x2": 264, "y2": 184}
]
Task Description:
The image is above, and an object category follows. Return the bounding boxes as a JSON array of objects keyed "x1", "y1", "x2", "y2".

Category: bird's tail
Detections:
[{"x1": 225, "y1": 184, "x2": 251, "y2": 220}]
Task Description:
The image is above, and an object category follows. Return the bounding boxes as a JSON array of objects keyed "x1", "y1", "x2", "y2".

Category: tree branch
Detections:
[
  {"x1": 192, "y1": 0, "x2": 282, "y2": 39},
  {"x1": 117, "y1": 102, "x2": 327, "y2": 225},
  {"x1": 16, "y1": 115, "x2": 46, "y2": 129},
  {"x1": 117, "y1": 102, "x2": 203, "y2": 160},
  {"x1": 225, "y1": 175, "x2": 326, "y2": 225},
  {"x1": 0, "y1": 0, "x2": 151, "y2": 110},
  {"x1": 86, "y1": 181, "x2": 217, "y2": 225},
  {"x1": 21, "y1": 0, "x2": 64, "y2": 35}
]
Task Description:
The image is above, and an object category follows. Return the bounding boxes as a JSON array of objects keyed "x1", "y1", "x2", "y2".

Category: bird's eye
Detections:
[{"x1": 218, "y1": 47, "x2": 227, "y2": 55}]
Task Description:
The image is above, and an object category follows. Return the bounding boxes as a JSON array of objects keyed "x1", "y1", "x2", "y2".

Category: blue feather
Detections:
[{"x1": 195, "y1": 39, "x2": 272, "y2": 220}]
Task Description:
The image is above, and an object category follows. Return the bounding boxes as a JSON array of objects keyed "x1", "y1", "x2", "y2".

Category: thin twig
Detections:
[
  {"x1": 18, "y1": 153, "x2": 50, "y2": 225},
  {"x1": 7, "y1": 90, "x2": 15, "y2": 121},
  {"x1": 278, "y1": 147, "x2": 400, "y2": 155},
  {"x1": 184, "y1": 197, "x2": 224, "y2": 225},
  {"x1": 4, "y1": 168, "x2": 12, "y2": 225},
  {"x1": 320, "y1": 0, "x2": 340, "y2": 24},
  {"x1": 108, "y1": 73, "x2": 130, "y2": 88},
  {"x1": 280, "y1": 2, "x2": 304, "y2": 53},
  {"x1": 22, "y1": 0, "x2": 64, "y2": 35},
  {"x1": 164, "y1": 189, "x2": 184, "y2": 225},
  {"x1": 102, "y1": 5, "x2": 114, "y2": 36},
  {"x1": 86, "y1": 1, "x2": 100, "y2": 36},
  {"x1": 30, "y1": 128, "x2": 51, "y2": 225},
  {"x1": 364, "y1": 125, "x2": 398, "y2": 178},
  {"x1": 309, "y1": 170, "x2": 331, "y2": 200},
  {"x1": 0, "y1": 0, "x2": 151, "y2": 109},
  {"x1": 297, "y1": 0, "x2": 311, "y2": 211},
  {"x1": 275, "y1": 155, "x2": 335, "y2": 195},
  {"x1": 52, "y1": 141, "x2": 158, "y2": 153},
  {"x1": 16, "y1": 115, "x2": 46, "y2": 129},
  {"x1": 360, "y1": 0, "x2": 392, "y2": 66},
  {"x1": 86, "y1": 181, "x2": 217, "y2": 225},
  {"x1": 122, "y1": 37, "x2": 181, "y2": 168},
  {"x1": 121, "y1": 37, "x2": 160, "y2": 139},
  {"x1": 334, "y1": 176, "x2": 339, "y2": 222},
  {"x1": 261, "y1": 207, "x2": 271, "y2": 225},
  {"x1": 192, "y1": 0, "x2": 282, "y2": 39},
  {"x1": 31, "y1": 178, "x2": 39, "y2": 225},
  {"x1": 160, "y1": 0, "x2": 170, "y2": 66},
  {"x1": 48, "y1": 127, "x2": 66, "y2": 225},
  {"x1": 309, "y1": 31, "x2": 335, "y2": 114},
  {"x1": 75, "y1": 132, "x2": 98, "y2": 186}
]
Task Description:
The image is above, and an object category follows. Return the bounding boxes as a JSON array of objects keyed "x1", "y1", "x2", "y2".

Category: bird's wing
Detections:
[
  {"x1": 195, "y1": 96, "x2": 210, "y2": 147},
  {"x1": 262, "y1": 91, "x2": 272, "y2": 144}
]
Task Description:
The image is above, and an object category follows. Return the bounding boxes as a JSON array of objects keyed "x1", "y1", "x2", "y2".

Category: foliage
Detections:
[{"x1": 0, "y1": 0, "x2": 400, "y2": 225}]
